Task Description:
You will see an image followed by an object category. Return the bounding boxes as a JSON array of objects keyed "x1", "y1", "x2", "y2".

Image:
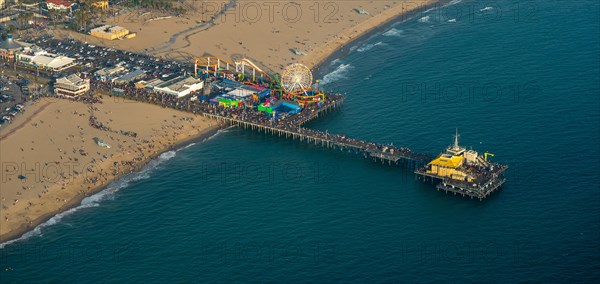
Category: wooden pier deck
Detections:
[
  {"x1": 196, "y1": 108, "x2": 432, "y2": 167},
  {"x1": 97, "y1": 86, "x2": 505, "y2": 200}
]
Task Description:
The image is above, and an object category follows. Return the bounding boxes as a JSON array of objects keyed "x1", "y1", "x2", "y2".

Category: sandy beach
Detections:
[
  {"x1": 56, "y1": 0, "x2": 435, "y2": 73},
  {"x1": 2, "y1": 0, "x2": 436, "y2": 243},
  {"x1": 0, "y1": 96, "x2": 217, "y2": 243}
]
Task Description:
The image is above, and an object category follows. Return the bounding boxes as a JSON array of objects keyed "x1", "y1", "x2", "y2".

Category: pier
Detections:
[
  {"x1": 82, "y1": 58, "x2": 506, "y2": 200},
  {"x1": 197, "y1": 103, "x2": 433, "y2": 167},
  {"x1": 88, "y1": 79, "x2": 505, "y2": 201}
]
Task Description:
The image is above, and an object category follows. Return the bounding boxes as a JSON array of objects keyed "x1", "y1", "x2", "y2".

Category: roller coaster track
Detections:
[{"x1": 194, "y1": 56, "x2": 273, "y2": 82}]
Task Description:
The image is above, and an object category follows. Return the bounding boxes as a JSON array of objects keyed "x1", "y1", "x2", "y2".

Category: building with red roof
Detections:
[{"x1": 45, "y1": 0, "x2": 77, "y2": 11}]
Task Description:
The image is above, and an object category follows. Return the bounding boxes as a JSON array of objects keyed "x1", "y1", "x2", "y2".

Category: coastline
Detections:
[
  {"x1": 0, "y1": 97, "x2": 220, "y2": 246},
  {"x1": 312, "y1": 0, "x2": 452, "y2": 78},
  {"x1": 0, "y1": 118, "x2": 221, "y2": 246},
  {"x1": 1, "y1": 0, "x2": 446, "y2": 246},
  {"x1": 54, "y1": 1, "x2": 443, "y2": 73},
  {"x1": 308, "y1": 0, "x2": 443, "y2": 77}
]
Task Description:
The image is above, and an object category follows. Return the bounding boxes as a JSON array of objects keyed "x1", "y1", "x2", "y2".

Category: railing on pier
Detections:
[
  {"x1": 90, "y1": 82, "x2": 429, "y2": 167},
  {"x1": 198, "y1": 111, "x2": 431, "y2": 166}
]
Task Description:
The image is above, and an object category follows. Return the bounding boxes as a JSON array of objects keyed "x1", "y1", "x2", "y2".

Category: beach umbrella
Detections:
[{"x1": 18, "y1": 175, "x2": 26, "y2": 180}]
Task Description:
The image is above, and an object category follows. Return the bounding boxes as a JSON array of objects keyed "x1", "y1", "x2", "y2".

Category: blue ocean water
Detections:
[{"x1": 1, "y1": 0, "x2": 599, "y2": 282}]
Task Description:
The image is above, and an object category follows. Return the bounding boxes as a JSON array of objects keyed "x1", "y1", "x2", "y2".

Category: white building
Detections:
[
  {"x1": 45, "y1": 0, "x2": 76, "y2": 11},
  {"x1": 16, "y1": 47, "x2": 76, "y2": 73},
  {"x1": 54, "y1": 74, "x2": 90, "y2": 98},
  {"x1": 153, "y1": 76, "x2": 204, "y2": 98},
  {"x1": 95, "y1": 65, "x2": 127, "y2": 82},
  {"x1": 114, "y1": 69, "x2": 146, "y2": 84}
]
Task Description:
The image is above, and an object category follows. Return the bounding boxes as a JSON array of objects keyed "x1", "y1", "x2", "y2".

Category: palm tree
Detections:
[
  {"x1": 48, "y1": 9, "x2": 59, "y2": 27},
  {"x1": 75, "y1": 4, "x2": 92, "y2": 31}
]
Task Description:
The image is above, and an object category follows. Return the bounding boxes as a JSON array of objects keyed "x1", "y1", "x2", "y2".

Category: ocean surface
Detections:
[{"x1": 2, "y1": 0, "x2": 599, "y2": 282}]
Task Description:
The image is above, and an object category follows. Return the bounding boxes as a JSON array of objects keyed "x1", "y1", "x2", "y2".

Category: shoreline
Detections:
[
  {"x1": 0, "y1": 119, "x2": 221, "y2": 246},
  {"x1": 1, "y1": 0, "x2": 447, "y2": 247},
  {"x1": 0, "y1": 97, "x2": 221, "y2": 246},
  {"x1": 312, "y1": 0, "x2": 446, "y2": 78}
]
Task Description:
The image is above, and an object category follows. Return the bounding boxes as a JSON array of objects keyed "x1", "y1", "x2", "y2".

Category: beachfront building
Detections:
[
  {"x1": 114, "y1": 69, "x2": 146, "y2": 84},
  {"x1": 134, "y1": 78, "x2": 163, "y2": 89},
  {"x1": 90, "y1": 25, "x2": 130, "y2": 40},
  {"x1": 0, "y1": 34, "x2": 30, "y2": 62},
  {"x1": 16, "y1": 47, "x2": 76, "y2": 73},
  {"x1": 153, "y1": 76, "x2": 204, "y2": 98},
  {"x1": 95, "y1": 65, "x2": 127, "y2": 82},
  {"x1": 45, "y1": 0, "x2": 77, "y2": 12},
  {"x1": 54, "y1": 73, "x2": 90, "y2": 98}
]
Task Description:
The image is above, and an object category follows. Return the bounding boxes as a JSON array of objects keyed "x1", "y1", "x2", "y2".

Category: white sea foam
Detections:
[
  {"x1": 480, "y1": 6, "x2": 493, "y2": 12},
  {"x1": 179, "y1": 142, "x2": 196, "y2": 151},
  {"x1": 382, "y1": 28, "x2": 404, "y2": 38},
  {"x1": 319, "y1": 64, "x2": 353, "y2": 85},
  {"x1": 423, "y1": 6, "x2": 438, "y2": 13},
  {"x1": 444, "y1": 0, "x2": 464, "y2": 7},
  {"x1": 424, "y1": 0, "x2": 464, "y2": 14},
  {"x1": 448, "y1": 18, "x2": 457, "y2": 23},
  {"x1": 418, "y1": 16, "x2": 430, "y2": 23},
  {"x1": 0, "y1": 149, "x2": 183, "y2": 249},
  {"x1": 158, "y1": 150, "x2": 177, "y2": 160},
  {"x1": 357, "y1": 42, "x2": 385, "y2": 52}
]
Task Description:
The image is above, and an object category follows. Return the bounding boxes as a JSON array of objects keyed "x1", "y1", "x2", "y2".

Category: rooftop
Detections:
[
  {"x1": 46, "y1": 0, "x2": 76, "y2": 7},
  {"x1": 96, "y1": 65, "x2": 126, "y2": 76},
  {"x1": 116, "y1": 69, "x2": 146, "y2": 82},
  {"x1": 429, "y1": 154, "x2": 464, "y2": 168},
  {"x1": 0, "y1": 35, "x2": 31, "y2": 51},
  {"x1": 56, "y1": 74, "x2": 88, "y2": 87},
  {"x1": 156, "y1": 76, "x2": 203, "y2": 92},
  {"x1": 19, "y1": 50, "x2": 75, "y2": 69}
]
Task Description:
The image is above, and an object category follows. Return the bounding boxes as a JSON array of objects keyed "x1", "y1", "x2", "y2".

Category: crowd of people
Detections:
[{"x1": 53, "y1": 75, "x2": 429, "y2": 164}]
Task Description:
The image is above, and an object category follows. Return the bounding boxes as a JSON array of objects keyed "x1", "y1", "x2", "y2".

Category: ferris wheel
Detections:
[{"x1": 281, "y1": 63, "x2": 313, "y2": 94}]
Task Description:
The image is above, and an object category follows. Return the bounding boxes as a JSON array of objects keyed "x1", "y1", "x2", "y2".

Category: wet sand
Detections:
[
  {"x1": 2, "y1": 0, "x2": 437, "y2": 244},
  {"x1": 55, "y1": 0, "x2": 435, "y2": 73},
  {"x1": 0, "y1": 96, "x2": 218, "y2": 243}
]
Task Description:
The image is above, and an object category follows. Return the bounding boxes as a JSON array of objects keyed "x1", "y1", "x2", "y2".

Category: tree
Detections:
[
  {"x1": 74, "y1": 4, "x2": 93, "y2": 31},
  {"x1": 48, "y1": 9, "x2": 60, "y2": 27}
]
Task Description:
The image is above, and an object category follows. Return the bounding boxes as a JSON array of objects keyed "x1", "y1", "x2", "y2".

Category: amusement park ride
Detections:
[
  {"x1": 190, "y1": 56, "x2": 507, "y2": 200},
  {"x1": 193, "y1": 57, "x2": 326, "y2": 107}
]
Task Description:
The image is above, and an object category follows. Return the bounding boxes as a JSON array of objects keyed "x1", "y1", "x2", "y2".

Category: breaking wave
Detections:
[
  {"x1": 418, "y1": 16, "x2": 430, "y2": 23},
  {"x1": 0, "y1": 146, "x2": 193, "y2": 249},
  {"x1": 0, "y1": 151, "x2": 178, "y2": 249},
  {"x1": 319, "y1": 64, "x2": 353, "y2": 85},
  {"x1": 424, "y1": 0, "x2": 464, "y2": 15},
  {"x1": 383, "y1": 28, "x2": 404, "y2": 38},
  {"x1": 444, "y1": 0, "x2": 464, "y2": 8},
  {"x1": 357, "y1": 42, "x2": 385, "y2": 52}
]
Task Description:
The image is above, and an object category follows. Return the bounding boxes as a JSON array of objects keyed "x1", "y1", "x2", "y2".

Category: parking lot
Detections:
[
  {"x1": 0, "y1": 70, "x2": 49, "y2": 127},
  {"x1": 25, "y1": 35, "x2": 193, "y2": 80},
  {"x1": 0, "y1": 34, "x2": 199, "y2": 126},
  {"x1": 0, "y1": 76, "x2": 26, "y2": 126}
]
